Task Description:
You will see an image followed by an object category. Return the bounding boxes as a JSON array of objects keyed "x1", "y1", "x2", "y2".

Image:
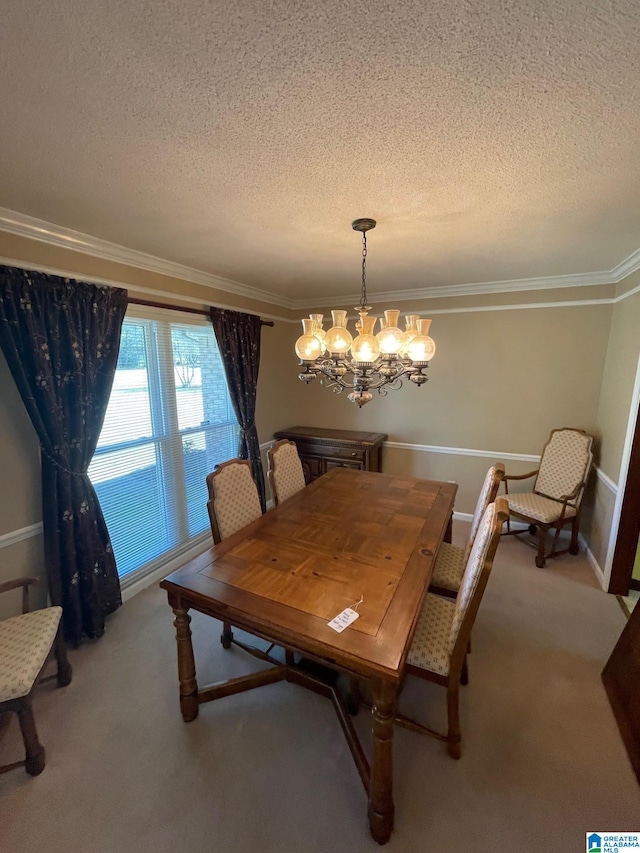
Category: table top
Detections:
[{"x1": 161, "y1": 467, "x2": 457, "y2": 682}]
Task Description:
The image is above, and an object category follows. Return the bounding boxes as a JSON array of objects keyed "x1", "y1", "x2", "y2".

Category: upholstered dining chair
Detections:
[
  {"x1": 429, "y1": 462, "x2": 505, "y2": 598},
  {"x1": 398, "y1": 497, "x2": 508, "y2": 759},
  {"x1": 0, "y1": 576, "x2": 72, "y2": 776},
  {"x1": 502, "y1": 427, "x2": 594, "y2": 568},
  {"x1": 206, "y1": 458, "x2": 263, "y2": 650},
  {"x1": 267, "y1": 439, "x2": 306, "y2": 506}
]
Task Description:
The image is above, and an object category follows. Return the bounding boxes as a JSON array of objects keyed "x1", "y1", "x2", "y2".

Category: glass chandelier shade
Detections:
[{"x1": 295, "y1": 219, "x2": 436, "y2": 407}]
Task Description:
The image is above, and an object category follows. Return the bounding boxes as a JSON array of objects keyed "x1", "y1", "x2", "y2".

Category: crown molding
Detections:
[
  {"x1": 611, "y1": 246, "x2": 640, "y2": 282},
  {"x1": 0, "y1": 256, "x2": 296, "y2": 323},
  {"x1": 0, "y1": 207, "x2": 298, "y2": 311},
  {"x1": 1, "y1": 206, "x2": 638, "y2": 312},
  {"x1": 295, "y1": 270, "x2": 617, "y2": 310}
]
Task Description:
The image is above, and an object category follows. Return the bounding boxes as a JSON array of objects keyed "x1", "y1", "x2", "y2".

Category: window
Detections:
[{"x1": 89, "y1": 307, "x2": 238, "y2": 582}]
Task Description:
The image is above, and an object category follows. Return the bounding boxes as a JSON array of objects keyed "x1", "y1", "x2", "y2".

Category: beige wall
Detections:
[
  {"x1": 0, "y1": 352, "x2": 46, "y2": 618},
  {"x1": 2, "y1": 230, "x2": 640, "y2": 603},
  {"x1": 596, "y1": 272, "x2": 640, "y2": 480},
  {"x1": 286, "y1": 304, "x2": 611, "y2": 513},
  {"x1": 0, "y1": 231, "x2": 298, "y2": 322},
  {"x1": 587, "y1": 272, "x2": 640, "y2": 584},
  {"x1": 633, "y1": 537, "x2": 640, "y2": 582}
]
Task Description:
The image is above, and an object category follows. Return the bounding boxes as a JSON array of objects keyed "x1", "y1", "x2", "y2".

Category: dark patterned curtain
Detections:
[
  {"x1": 0, "y1": 266, "x2": 128, "y2": 645},
  {"x1": 209, "y1": 307, "x2": 266, "y2": 511}
]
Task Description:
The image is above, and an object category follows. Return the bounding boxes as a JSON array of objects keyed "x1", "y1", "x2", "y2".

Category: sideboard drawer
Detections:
[{"x1": 334, "y1": 446, "x2": 366, "y2": 461}]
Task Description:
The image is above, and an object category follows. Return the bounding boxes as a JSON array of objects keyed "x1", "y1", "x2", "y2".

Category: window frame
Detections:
[{"x1": 90, "y1": 304, "x2": 238, "y2": 588}]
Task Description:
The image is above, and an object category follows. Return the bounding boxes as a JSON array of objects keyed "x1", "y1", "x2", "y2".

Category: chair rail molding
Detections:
[
  {"x1": 0, "y1": 522, "x2": 43, "y2": 550},
  {"x1": 384, "y1": 440, "x2": 539, "y2": 464},
  {"x1": 384, "y1": 440, "x2": 617, "y2": 494}
]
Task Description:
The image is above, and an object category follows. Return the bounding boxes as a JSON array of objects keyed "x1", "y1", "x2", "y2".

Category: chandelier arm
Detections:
[{"x1": 377, "y1": 378, "x2": 404, "y2": 396}]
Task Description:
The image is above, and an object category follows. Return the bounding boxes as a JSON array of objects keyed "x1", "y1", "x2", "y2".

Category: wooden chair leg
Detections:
[
  {"x1": 446, "y1": 680, "x2": 461, "y2": 759},
  {"x1": 54, "y1": 627, "x2": 72, "y2": 688},
  {"x1": 535, "y1": 525, "x2": 547, "y2": 568},
  {"x1": 569, "y1": 516, "x2": 580, "y2": 555},
  {"x1": 17, "y1": 701, "x2": 45, "y2": 776},
  {"x1": 220, "y1": 622, "x2": 233, "y2": 649},
  {"x1": 461, "y1": 656, "x2": 469, "y2": 686}
]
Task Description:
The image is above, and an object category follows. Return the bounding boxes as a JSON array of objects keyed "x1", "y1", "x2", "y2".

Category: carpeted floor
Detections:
[{"x1": 1, "y1": 525, "x2": 638, "y2": 853}]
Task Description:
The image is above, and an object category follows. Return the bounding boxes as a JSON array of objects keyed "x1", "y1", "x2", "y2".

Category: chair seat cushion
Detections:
[
  {"x1": 430, "y1": 542, "x2": 465, "y2": 592},
  {"x1": 407, "y1": 593, "x2": 456, "y2": 677},
  {"x1": 0, "y1": 607, "x2": 62, "y2": 702},
  {"x1": 505, "y1": 492, "x2": 577, "y2": 524}
]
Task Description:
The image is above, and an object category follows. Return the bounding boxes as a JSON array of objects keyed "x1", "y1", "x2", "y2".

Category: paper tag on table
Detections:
[{"x1": 327, "y1": 607, "x2": 360, "y2": 633}]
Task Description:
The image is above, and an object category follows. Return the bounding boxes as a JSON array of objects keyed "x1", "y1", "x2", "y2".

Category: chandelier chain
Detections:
[{"x1": 360, "y1": 231, "x2": 368, "y2": 309}]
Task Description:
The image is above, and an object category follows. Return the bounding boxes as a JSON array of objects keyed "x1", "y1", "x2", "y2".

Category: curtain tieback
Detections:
[{"x1": 41, "y1": 445, "x2": 87, "y2": 477}]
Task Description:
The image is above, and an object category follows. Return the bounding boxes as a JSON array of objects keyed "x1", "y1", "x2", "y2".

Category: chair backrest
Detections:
[
  {"x1": 448, "y1": 497, "x2": 509, "y2": 669},
  {"x1": 267, "y1": 439, "x2": 306, "y2": 506},
  {"x1": 206, "y1": 458, "x2": 262, "y2": 543},
  {"x1": 534, "y1": 428, "x2": 594, "y2": 504},
  {"x1": 464, "y1": 462, "x2": 505, "y2": 561}
]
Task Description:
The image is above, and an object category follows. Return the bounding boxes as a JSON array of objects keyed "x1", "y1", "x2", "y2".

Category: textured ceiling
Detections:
[{"x1": 1, "y1": 0, "x2": 640, "y2": 301}]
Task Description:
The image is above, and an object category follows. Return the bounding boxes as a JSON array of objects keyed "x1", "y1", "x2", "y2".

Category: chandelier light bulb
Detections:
[
  {"x1": 376, "y1": 309, "x2": 403, "y2": 356},
  {"x1": 407, "y1": 319, "x2": 436, "y2": 363},
  {"x1": 309, "y1": 313, "x2": 327, "y2": 352},
  {"x1": 325, "y1": 310, "x2": 353, "y2": 355},
  {"x1": 399, "y1": 314, "x2": 419, "y2": 357},
  {"x1": 351, "y1": 312, "x2": 380, "y2": 363},
  {"x1": 295, "y1": 318, "x2": 323, "y2": 361}
]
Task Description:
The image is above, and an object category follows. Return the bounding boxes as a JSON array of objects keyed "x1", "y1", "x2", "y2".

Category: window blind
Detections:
[{"x1": 89, "y1": 307, "x2": 238, "y2": 582}]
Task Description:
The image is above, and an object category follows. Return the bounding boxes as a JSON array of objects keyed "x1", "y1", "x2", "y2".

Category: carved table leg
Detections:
[
  {"x1": 172, "y1": 606, "x2": 199, "y2": 722},
  {"x1": 368, "y1": 679, "x2": 397, "y2": 844}
]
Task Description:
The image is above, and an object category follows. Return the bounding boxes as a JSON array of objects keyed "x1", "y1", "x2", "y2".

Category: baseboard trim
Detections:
[
  {"x1": 579, "y1": 534, "x2": 606, "y2": 588},
  {"x1": 121, "y1": 535, "x2": 212, "y2": 603}
]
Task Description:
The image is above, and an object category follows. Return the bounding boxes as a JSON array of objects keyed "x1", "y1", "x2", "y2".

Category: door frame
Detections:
[{"x1": 606, "y1": 353, "x2": 640, "y2": 594}]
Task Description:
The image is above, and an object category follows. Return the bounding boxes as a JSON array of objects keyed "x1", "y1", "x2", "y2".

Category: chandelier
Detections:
[{"x1": 295, "y1": 218, "x2": 436, "y2": 407}]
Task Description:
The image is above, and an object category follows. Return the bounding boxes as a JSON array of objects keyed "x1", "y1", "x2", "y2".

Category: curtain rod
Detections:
[{"x1": 128, "y1": 297, "x2": 275, "y2": 326}]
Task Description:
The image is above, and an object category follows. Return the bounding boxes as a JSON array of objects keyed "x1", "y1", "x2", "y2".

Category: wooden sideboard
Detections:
[{"x1": 272, "y1": 426, "x2": 387, "y2": 483}]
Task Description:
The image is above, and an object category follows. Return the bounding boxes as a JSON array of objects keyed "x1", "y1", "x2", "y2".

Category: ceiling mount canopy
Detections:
[{"x1": 294, "y1": 218, "x2": 436, "y2": 407}]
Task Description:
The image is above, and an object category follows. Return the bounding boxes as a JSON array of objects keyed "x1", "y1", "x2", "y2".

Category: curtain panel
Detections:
[
  {"x1": 209, "y1": 307, "x2": 266, "y2": 511},
  {"x1": 0, "y1": 266, "x2": 127, "y2": 645}
]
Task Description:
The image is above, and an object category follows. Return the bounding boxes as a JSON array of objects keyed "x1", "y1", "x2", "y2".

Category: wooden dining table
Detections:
[{"x1": 160, "y1": 466, "x2": 457, "y2": 844}]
